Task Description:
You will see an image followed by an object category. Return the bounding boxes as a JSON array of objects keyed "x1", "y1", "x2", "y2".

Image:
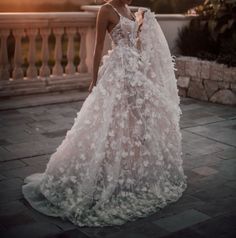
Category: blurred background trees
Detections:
[
  {"x1": 176, "y1": 0, "x2": 236, "y2": 66},
  {"x1": 132, "y1": 0, "x2": 204, "y2": 13}
]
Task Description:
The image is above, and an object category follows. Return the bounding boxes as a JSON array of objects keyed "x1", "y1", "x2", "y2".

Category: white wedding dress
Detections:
[{"x1": 22, "y1": 5, "x2": 187, "y2": 227}]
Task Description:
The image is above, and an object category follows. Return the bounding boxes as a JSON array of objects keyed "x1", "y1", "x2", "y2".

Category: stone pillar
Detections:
[
  {"x1": 65, "y1": 27, "x2": 76, "y2": 75},
  {"x1": 78, "y1": 27, "x2": 88, "y2": 73},
  {"x1": 0, "y1": 29, "x2": 10, "y2": 81},
  {"x1": 52, "y1": 27, "x2": 64, "y2": 76},
  {"x1": 39, "y1": 28, "x2": 51, "y2": 78},
  {"x1": 26, "y1": 28, "x2": 38, "y2": 79},
  {"x1": 12, "y1": 29, "x2": 24, "y2": 80}
]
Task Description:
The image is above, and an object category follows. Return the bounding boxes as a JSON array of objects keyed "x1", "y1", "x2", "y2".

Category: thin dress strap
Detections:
[
  {"x1": 125, "y1": 4, "x2": 136, "y2": 21},
  {"x1": 107, "y1": 3, "x2": 122, "y2": 17}
]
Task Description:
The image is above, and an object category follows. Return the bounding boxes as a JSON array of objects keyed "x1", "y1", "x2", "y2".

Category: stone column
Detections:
[
  {"x1": 39, "y1": 28, "x2": 51, "y2": 78},
  {"x1": 12, "y1": 29, "x2": 24, "y2": 80},
  {"x1": 65, "y1": 27, "x2": 76, "y2": 75},
  {"x1": 0, "y1": 29, "x2": 10, "y2": 81},
  {"x1": 52, "y1": 27, "x2": 64, "y2": 76},
  {"x1": 26, "y1": 28, "x2": 38, "y2": 79}
]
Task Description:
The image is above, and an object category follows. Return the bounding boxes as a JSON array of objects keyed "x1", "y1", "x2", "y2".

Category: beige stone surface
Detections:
[
  {"x1": 175, "y1": 58, "x2": 186, "y2": 77},
  {"x1": 177, "y1": 76, "x2": 190, "y2": 88},
  {"x1": 204, "y1": 80, "x2": 219, "y2": 98},
  {"x1": 200, "y1": 60, "x2": 211, "y2": 80},
  {"x1": 210, "y1": 89, "x2": 236, "y2": 105},
  {"x1": 185, "y1": 58, "x2": 201, "y2": 78},
  {"x1": 218, "y1": 81, "x2": 230, "y2": 89},
  {"x1": 187, "y1": 80, "x2": 208, "y2": 101},
  {"x1": 177, "y1": 87, "x2": 187, "y2": 97},
  {"x1": 210, "y1": 62, "x2": 225, "y2": 81},
  {"x1": 223, "y1": 67, "x2": 234, "y2": 83},
  {"x1": 231, "y1": 83, "x2": 236, "y2": 93}
]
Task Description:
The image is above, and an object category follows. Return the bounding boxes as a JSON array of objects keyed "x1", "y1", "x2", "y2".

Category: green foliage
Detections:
[
  {"x1": 176, "y1": 0, "x2": 236, "y2": 67},
  {"x1": 176, "y1": 20, "x2": 218, "y2": 58},
  {"x1": 131, "y1": 0, "x2": 204, "y2": 13},
  {"x1": 148, "y1": 0, "x2": 204, "y2": 13}
]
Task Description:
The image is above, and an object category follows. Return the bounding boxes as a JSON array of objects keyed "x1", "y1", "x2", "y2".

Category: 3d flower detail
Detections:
[
  {"x1": 143, "y1": 160, "x2": 149, "y2": 167},
  {"x1": 108, "y1": 130, "x2": 115, "y2": 137},
  {"x1": 136, "y1": 98, "x2": 144, "y2": 105},
  {"x1": 80, "y1": 154, "x2": 86, "y2": 161},
  {"x1": 90, "y1": 143, "x2": 96, "y2": 149},
  {"x1": 122, "y1": 151, "x2": 128, "y2": 158},
  {"x1": 84, "y1": 120, "x2": 90, "y2": 125}
]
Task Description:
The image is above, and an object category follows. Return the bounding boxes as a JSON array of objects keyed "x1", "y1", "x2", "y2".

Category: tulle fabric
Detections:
[{"x1": 22, "y1": 8, "x2": 187, "y2": 227}]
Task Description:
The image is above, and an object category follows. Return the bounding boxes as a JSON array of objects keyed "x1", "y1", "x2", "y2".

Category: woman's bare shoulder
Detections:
[{"x1": 98, "y1": 3, "x2": 112, "y2": 15}]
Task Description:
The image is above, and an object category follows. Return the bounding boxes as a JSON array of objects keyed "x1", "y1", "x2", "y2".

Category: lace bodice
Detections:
[{"x1": 107, "y1": 4, "x2": 138, "y2": 49}]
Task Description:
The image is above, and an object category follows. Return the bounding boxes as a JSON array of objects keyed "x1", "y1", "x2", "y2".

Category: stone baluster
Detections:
[
  {"x1": 65, "y1": 27, "x2": 76, "y2": 75},
  {"x1": 26, "y1": 28, "x2": 38, "y2": 79},
  {"x1": 85, "y1": 27, "x2": 96, "y2": 74},
  {"x1": 52, "y1": 27, "x2": 64, "y2": 76},
  {"x1": 77, "y1": 28, "x2": 88, "y2": 73},
  {"x1": 0, "y1": 29, "x2": 10, "y2": 81},
  {"x1": 12, "y1": 29, "x2": 24, "y2": 80},
  {"x1": 39, "y1": 28, "x2": 51, "y2": 78}
]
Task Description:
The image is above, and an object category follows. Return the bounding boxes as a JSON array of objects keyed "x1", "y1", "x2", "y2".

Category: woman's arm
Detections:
[
  {"x1": 88, "y1": 6, "x2": 109, "y2": 93},
  {"x1": 135, "y1": 9, "x2": 147, "y2": 50}
]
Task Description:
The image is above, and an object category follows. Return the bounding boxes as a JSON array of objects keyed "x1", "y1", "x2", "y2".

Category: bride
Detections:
[{"x1": 22, "y1": 0, "x2": 187, "y2": 227}]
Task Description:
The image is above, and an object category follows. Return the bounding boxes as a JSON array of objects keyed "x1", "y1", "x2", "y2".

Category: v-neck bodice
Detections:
[{"x1": 106, "y1": 3, "x2": 138, "y2": 49}]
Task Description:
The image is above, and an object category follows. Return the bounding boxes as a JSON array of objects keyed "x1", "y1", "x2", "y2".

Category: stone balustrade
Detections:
[
  {"x1": 1, "y1": 7, "x2": 209, "y2": 104},
  {"x1": 0, "y1": 11, "x2": 97, "y2": 97}
]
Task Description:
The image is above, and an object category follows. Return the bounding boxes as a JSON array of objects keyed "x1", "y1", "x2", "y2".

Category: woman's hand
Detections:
[
  {"x1": 135, "y1": 8, "x2": 147, "y2": 50},
  {"x1": 88, "y1": 80, "x2": 96, "y2": 94},
  {"x1": 135, "y1": 8, "x2": 147, "y2": 30}
]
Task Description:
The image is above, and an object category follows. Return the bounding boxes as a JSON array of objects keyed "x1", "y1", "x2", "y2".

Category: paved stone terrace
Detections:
[{"x1": 0, "y1": 96, "x2": 236, "y2": 238}]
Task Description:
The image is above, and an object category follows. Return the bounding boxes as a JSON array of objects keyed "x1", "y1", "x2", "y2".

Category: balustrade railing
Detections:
[
  {"x1": 0, "y1": 7, "x2": 195, "y2": 98},
  {"x1": 0, "y1": 12, "x2": 97, "y2": 97}
]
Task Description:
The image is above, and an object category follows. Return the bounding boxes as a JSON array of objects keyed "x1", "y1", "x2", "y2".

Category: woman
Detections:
[{"x1": 22, "y1": 0, "x2": 187, "y2": 227}]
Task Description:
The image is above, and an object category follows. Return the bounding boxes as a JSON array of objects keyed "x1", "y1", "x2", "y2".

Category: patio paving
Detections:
[{"x1": 0, "y1": 96, "x2": 236, "y2": 238}]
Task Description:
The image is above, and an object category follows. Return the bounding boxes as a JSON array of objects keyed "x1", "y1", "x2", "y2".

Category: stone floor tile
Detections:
[
  {"x1": 193, "y1": 184, "x2": 236, "y2": 202},
  {"x1": 210, "y1": 159, "x2": 236, "y2": 180},
  {"x1": 0, "y1": 188, "x2": 23, "y2": 203},
  {"x1": 196, "y1": 197, "x2": 236, "y2": 217},
  {"x1": 215, "y1": 148, "x2": 236, "y2": 160},
  {"x1": 1, "y1": 164, "x2": 45, "y2": 180},
  {"x1": 0, "y1": 178, "x2": 23, "y2": 190},
  {"x1": 0, "y1": 211, "x2": 36, "y2": 229},
  {"x1": 0, "y1": 200, "x2": 27, "y2": 216},
  {"x1": 191, "y1": 213, "x2": 236, "y2": 238},
  {"x1": 152, "y1": 209, "x2": 210, "y2": 232},
  {"x1": 0, "y1": 160, "x2": 26, "y2": 172},
  {"x1": 105, "y1": 222, "x2": 169, "y2": 238},
  {"x1": 48, "y1": 229, "x2": 90, "y2": 238},
  {"x1": 0, "y1": 222, "x2": 62, "y2": 238},
  {"x1": 21, "y1": 154, "x2": 50, "y2": 166},
  {"x1": 192, "y1": 166, "x2": 218, "y2": 176},
  {"x1": 42, "y1": 129, "x2": 68, "y2": 138},
  {"x1": 0, "y1": 139, "x2": 11, "y2": 146},
  {"x1": 3, "y1": 141, "x2": 56, "y2": 160},
  {"x1": 0, "y1": 146, "x2": 16, "y2": 161},
  {"x1": 161, "y1": 228, "x2": 205, "y2": 238},
  {"x1": 0, "y1": 174, "x2": 5, "y2": 181}
]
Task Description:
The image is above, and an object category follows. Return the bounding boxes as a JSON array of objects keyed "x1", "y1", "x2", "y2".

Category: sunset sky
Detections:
[
  {"x1": 0, "y1": 0, "x2": 94, "y2": 12},
  {"x1": 0, "y1": 0, "x2": 93, "y2": 5}
]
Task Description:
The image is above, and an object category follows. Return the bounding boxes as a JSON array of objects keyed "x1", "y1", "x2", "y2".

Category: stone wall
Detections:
[{"x1": 175, "y1": 56, "x2": 236, "y2": 105}]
